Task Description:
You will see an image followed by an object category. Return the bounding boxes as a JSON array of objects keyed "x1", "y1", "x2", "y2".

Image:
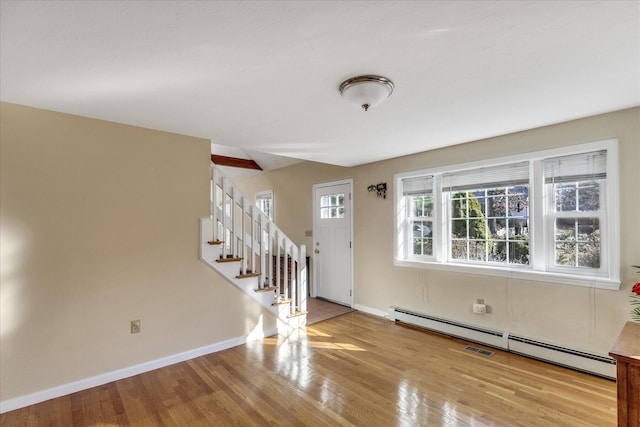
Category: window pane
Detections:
[
  {"x1": 490, "y1": 241, "x2": 507, "y2": 262},
  {"x1": 491, "y1": 218, "x2": 507, "y2": 240},
  {"x1": 469, "y1": 218, "x2": 485, "y2": 235},
  {"x1": 412, "y1": 238, "x2": 433, "y2": 257},
  {"x1": 555, "y1": 242, "x2": 576, "y2": 266},
  {"x1": 508, "y1": 194, "x2": 527, "y2": 214},
  {"x1": 412, "y1": 196, "x2": 433, "y2": 217},
  {"x1": 508, "y1": 218, "x2": 527, "y2": 237},
  {"x1": 451, "y1": 240, "x2": 467, "y2": 260},
  {"x1": 508, "y1": 241, "x2": 529, "y2": 265},
  {"x1": 423, "y1": 239, "x2": 433, "y2": 255},
  {"x1": 476, "y1": 193, "x2": 488, "y2": 216},
  {"x1": 451, "y1": 220, "x2": 467, "y2": 238},
  {"x1": 578, "y1": 243, "x2": 600, "y2": 268},
  {"x1": 450, "y1": 194, "x2": 467, "y2": 218},
  {"x1": 577, "y1": 182, "x2": 600, "y2": 211},
  {"x1": 555, "y1": 218, "x2": 575, "y2": 241},
  {"x1": 413, "y1": 221, "x2": 432, "y2": 238},
  {"x1": 487, "y1": 195, "x2": 506, "y2": 217},
  {"x1": 555, "y1": 183, "x2": 577, "y2": 212},
  {"x1": 554, "y1": 217, "x2": 600, "y2": 268},
  {"x1": 577, "y1": 218, "x2": 599, "y2": 240},
  {"x1": 469, "y1": 241, "x2": 486, "y2": 261}
]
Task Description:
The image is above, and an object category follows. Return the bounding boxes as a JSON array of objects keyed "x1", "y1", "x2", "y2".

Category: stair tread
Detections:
[
  {"x1": 236, "y1": 272, "x2": 261, "y2": 279},
  {"x1": 255, "y1": 286, "x2": 277, "y2": 293},
  {"x1": 216, "y1": 257, "x2": 243, "y2": 263},
  {"x1": 272, "y1": 298, "x2": 291, "y2": 306},
  {"x1": 287, "y1": 310, "x2": 308, "y2": 318},
  {"x1": 207, "y1": 240, "x2": 224, "y2": 245}
]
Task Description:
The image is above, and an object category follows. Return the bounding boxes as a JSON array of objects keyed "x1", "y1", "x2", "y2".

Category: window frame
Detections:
[{"x1": 393, "y1": 139, "x2": 620, "y2": 290}]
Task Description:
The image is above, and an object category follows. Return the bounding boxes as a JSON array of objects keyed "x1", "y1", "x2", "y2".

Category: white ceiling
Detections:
[{"x1": 1, "y1": 1, "x2": 638, "y2": 168}]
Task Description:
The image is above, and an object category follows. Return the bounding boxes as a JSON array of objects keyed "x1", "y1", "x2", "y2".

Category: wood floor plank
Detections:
[{"x1": 1, "y1": 312, "x2": 616, "y2": 426}]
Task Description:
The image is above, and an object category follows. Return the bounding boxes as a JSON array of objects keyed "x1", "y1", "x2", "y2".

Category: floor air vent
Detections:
[{"x1": 464, "y1": 345, "x2": 494, "y2": 357}]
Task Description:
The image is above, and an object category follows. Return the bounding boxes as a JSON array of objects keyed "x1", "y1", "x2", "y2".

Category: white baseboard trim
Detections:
[
  {"x1": 0, "y1": 327, "x2": 278, "y2": 414},
  {"x1": 354, "y1": 304, "x2": 389, "y2": 319}
]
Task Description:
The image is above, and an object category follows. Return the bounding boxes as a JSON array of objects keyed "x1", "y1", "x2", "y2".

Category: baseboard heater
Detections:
[
  {"x1": 389, "y1": 307, "x2": 616, "y2": 379},
  {"x1": 507, "y1": 334, "x2": 615, "y2": 379},
  {"x1": 390, "y1": 307, "x2": 508, "y2": 349}
]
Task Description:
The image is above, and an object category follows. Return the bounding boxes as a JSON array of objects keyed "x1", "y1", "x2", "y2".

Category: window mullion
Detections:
[
  {"x1": 434, "y1": 174, "x2": 446, "y2": 262},
  {"x1": 530, "y1": 160, "x2": 546, "y2": 271}
]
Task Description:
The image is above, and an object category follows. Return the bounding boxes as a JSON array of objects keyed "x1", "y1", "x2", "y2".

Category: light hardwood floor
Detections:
[
  {"x1": 306, "y1": 297, "x2": 354, "y2": 325},
  {"x1": 1, "y1": 312, "x2": 616, "y2": 426}
]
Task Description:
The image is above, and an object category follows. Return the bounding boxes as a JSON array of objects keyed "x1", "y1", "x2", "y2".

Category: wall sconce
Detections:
[{"x1": 368, "y1": 182, "x2": 387, "y2": 199}]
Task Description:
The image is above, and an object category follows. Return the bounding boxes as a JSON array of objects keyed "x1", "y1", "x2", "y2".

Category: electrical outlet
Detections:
[
  {"x1": 473, "y1": 304, "x2": 486, "y2": 314},
  {"x1": 131, "y1": 320, "x2": 141, "y2": 334}
]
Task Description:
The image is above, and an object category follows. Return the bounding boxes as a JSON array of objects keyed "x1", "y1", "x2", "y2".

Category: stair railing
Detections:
[{"x1": 211, "y1": 166, "x2": 307, "y2": 315}]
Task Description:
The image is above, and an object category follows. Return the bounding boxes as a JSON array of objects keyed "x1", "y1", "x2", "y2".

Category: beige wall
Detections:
[
  {"x1": 0, "y1": 103, "x2": 275, "y2": 402},
  {"x1": 236, "y1": 107, "x2": 640, "y2": 355},
  {"x1": 236, "y1": 161, "x2": 350, "y2": 248}
]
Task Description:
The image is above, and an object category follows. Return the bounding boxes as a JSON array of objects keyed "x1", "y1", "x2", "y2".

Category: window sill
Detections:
[{"x1": 393, "y1": 259, "x2": 620, "y2": 290}]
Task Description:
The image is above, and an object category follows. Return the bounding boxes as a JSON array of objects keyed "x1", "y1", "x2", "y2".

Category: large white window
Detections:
[
  {"x1": 544, "y1": 150, "x2": 607, "y2": 274},
  {"x1": 401, "y1": 176, "x2": 435, "y2": 260},
  {"x1": 394, "y1": 140, "x2": 619, "y2": 290}
]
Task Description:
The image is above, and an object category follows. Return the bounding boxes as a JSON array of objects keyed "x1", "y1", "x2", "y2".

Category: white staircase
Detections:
[{"x1": 199, "y1": 166, "x2": 307, "y2": 333}]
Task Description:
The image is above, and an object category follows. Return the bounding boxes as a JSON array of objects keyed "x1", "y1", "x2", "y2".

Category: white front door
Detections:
[{"x1": 313, "y1": 180, "x2": 353, "y2": 307}]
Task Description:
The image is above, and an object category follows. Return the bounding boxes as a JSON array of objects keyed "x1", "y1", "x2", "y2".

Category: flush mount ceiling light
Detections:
[{"x1": 339, "y1": 75, "x2": 394, "y2": 111}]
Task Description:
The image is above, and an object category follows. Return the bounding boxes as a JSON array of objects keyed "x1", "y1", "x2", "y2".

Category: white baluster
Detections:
[
  {"x1": 211, "y1": 167, "x2": 217, "y2": 242},
  {"x1": 231, "y1": 187, "x2": 237, "y2": 258},
  {"x1": 221, "y1": 177, "x2": 228, "y2": 259},
  {"x1": 275, "y1": 230, "x2": 281, "y2": 298},
  {"x1": 259, "y1": 212, "x2": 265, "y2": 289},
  {"x1": 283, "y1": 239, "x2": 289, "y2": 303},
  {"x1": 240, "y1": 195, "x2": 246, "y2": 275},
  {"x1": 268, "y1": 222, "x2": 273, "y2": 289},
  {"x1": 299, "y1": 245, "x2": 307, "y2": 313},
  {"x1": 250, "y1": 205, "x2": 256, "y2": 275},
  {"x1": 290, "y1": 245, "x2": 297, "y2": 315}
]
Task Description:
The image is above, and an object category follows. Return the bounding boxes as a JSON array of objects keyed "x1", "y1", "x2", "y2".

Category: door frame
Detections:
[{"x1": 311, "y1": 179, "x2": 354, "y2": 307}]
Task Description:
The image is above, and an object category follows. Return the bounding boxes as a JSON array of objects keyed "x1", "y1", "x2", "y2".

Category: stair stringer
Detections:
[{"x1": 199, "y1": 218, "x2": 306, "y2": 333}]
